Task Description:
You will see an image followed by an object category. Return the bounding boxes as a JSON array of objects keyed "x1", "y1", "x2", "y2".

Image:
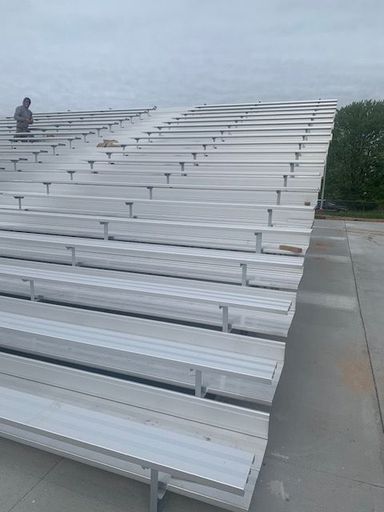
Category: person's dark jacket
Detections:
[{"x1": 14, "y1": 105, "x2": 33, "y2": 132}]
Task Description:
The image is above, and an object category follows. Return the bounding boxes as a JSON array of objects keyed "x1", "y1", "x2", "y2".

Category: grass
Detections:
[{"x1": 316, "y1": 209, "x2": 384, "y2": 220}]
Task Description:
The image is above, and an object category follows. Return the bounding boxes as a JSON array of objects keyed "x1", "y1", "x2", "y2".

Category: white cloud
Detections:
[{"x1": 1, "y1": 0, "x2": 383, "y2": 114}]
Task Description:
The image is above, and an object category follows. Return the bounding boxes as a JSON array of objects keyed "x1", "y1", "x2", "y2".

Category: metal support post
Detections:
[
  {"x1": 33, "y1": 152, "x2": 39, "y2": 163},
  {"x1": 66, "y1": 246, "x2": 77, "y2": 266},
  {"x1": 179, "y1": 162, "x2": 185, "y2": 172},
  {"x1": 220, "y1": 305, "x2": 229, "y2": 332},
  {"x1": 191, "y1": 152, "x2": 197, "y2": 161},
  {"x1": 100, "y1": 221, "x2": 109, "y2": 240},
  {"x1": 147, "y1": 186, "x2": 153, "y2": 199},
  {"x1": 125, "y1": 201, "x2": 134, "y2": 218},
  {"x1": 283, "y1": 175, "x2": 288, "y2": 187},
  {"x1": 43, "y1": 182, "x2": 51, "y2": 195},
  {"x1": 255, "y1": 232, "x2": 263, "y2": 253},
  {"x1": 67, "y1": 171, "x2": 76, "y2": 181},
  {"x1": 150, "y1": 469, "x2": 159, "y2": 512},
  {"x1": 14, "y1": 195, "x2": 24, "y2": 209},
  {"x1": 289, "y1": 162, "x2": 295, "y2": 173},
  {"x1": 88, "y1": 160, "x2": 95, "y2": 170},
  {"x1": 267, "y1": 208, "x2": 273, "y2": 227},
  {"x1": 106, "y1": 152, "x2": 112, "y2": 160},
  {"x1": 276, "y1": 190, "x2": 281, "y2": 205},
  {"x1": 194, "y1": 369, "x2": 206, "y2": 398},
  {"x1": 295, "y1": 152, "x2": 300, "y2": 160},
  {"x1": 22, "y1": 279, "x2": 36, "y2": 301},
  {"x1": 12, "y1": 160, "x2": 18, "y2": 171},
  {"x1": 164, "y1": 173, "x2": 171, "y2": 184},
  {"x1": 149, "y1": 469, "x2": 167, "y2": 512},
  {"x1": 320, "y1": 161, "x2": 328, "y2": 209},
  {"x1": 240, "y1": 263, "x2": 248, "y2": 286}
]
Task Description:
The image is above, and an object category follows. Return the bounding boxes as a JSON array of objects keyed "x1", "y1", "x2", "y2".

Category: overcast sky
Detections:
[{"x1": 0, "y1": 0, "x2": 383, "y2": 114}]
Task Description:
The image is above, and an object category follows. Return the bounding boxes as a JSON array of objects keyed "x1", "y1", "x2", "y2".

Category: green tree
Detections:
[{"x1": 325, "y1": 100, "x2": 384, "y2": 205}]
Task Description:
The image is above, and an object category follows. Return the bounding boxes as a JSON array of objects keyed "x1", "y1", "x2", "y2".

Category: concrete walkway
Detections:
[{"x1": 0, "y1": 219, "x2": 383, "y2": 512}]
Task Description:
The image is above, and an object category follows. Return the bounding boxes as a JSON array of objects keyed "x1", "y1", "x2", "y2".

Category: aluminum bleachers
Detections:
[{"x1": 0, "y1": 100, "x2": 336, "y2": 511}]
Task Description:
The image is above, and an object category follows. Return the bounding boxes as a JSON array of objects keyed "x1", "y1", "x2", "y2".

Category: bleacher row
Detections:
[{"x1": 0, "y1": 99, "x2": 336, "y2": 511}]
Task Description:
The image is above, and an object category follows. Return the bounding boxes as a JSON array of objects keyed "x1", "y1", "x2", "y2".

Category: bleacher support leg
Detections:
[
  {"x1": 220, "y1": 305, "x2": 229, "y2": 332},
  {"x1": 255, "y1": 232, "x2": 263, "y2": 253},
  {"x1": 22, "y1": 279, "x2": 36, "y2": 301},
  {"x1": 194, "y1": 369, "x2": 206, "y2": 398},
  {"x1": 100, "y1": 221, "x2": 109, "y2": 240},
  {"x1": 240, "y1": 263, "x2": 248, "y2": 286},
  {"x1": 150, "y1": 469, "x2": 167, "y2": 512},
  {"x1": 66, "y1": 246, "x2": 77, "y2": 266}
]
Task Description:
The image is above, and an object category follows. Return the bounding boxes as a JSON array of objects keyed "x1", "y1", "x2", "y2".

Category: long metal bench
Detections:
[
  {"x1": 0, "y1": 230, "x2": 303, "y2": 290},
  {"x1": 84, "y1": 157, "x2": 325, "y2": 172},
  {"x1": 0, "y1": 352, "x2": 267, "y2": 511},
  {"x1": 162, "y1": 116, "x2": 334, "y2": 127},
  {"x1": 144, "y1": 126, "x2": 332, "y2": 137},
  {"x1": 0, "y1": 191, "x2": 314, "y2": 227},
  {"x1": 99, "y1": 148, "x2": 326, "y2": 161},
  {"x1": 0, "y1": 296, "x2": 284, "y2": 402},
  {"x1": 0, "y1": 134, "x2": 82, "y2": 147},
  {"x1": 156, "y1": 119, "x2": 333, "y2": 129},
  {"x1": 107, "y1": 140, "x2": 330, "y2": 150},
  {"x1": 0, "y1": 258, "x2": 295, "y2": 336},
  {"x1": 177, "y1": 109, "x2": 335, "y2": 119},
  {"x1": 0, "y1": 130, "x2": 96, "y2": 142},
  {"x1": 0, "y1": 179, "x2": 319, "y2": 205},
  {"x1": 0, "y1": 142, "x2": 67, "y2": 154},
  {"x1": 133, "y1": 132, "x2": 332, "y2": 143},
  {"x1": 0, "y1": 208, "x2": 312, "y2": 254},
  {"x1": 0, "y1": 148, "x2": 49, "y2": 163}
]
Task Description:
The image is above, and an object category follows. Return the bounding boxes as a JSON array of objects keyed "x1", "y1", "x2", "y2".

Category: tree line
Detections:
[{"x1": 325, "y1": 100, "x2": 384, "y2": 207}]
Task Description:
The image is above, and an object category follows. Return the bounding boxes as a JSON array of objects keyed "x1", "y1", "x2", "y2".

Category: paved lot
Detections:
[{"x1": 0, "y1": 219, "x2": 383, "y2": 512}]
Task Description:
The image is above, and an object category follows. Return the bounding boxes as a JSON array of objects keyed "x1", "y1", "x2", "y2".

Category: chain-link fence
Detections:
[{"x1": 316, "y1": 198, "x2": 384, "y2": 218}]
